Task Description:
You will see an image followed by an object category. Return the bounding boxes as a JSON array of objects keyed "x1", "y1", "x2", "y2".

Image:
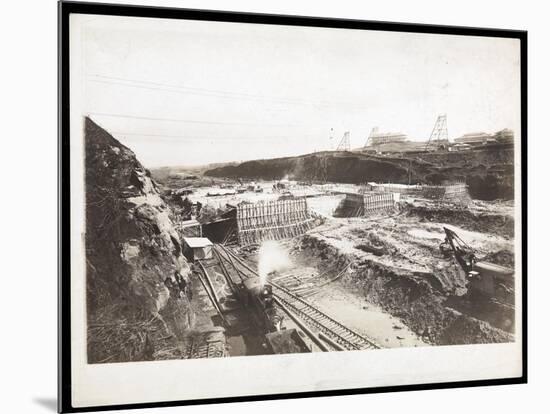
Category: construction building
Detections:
[
  {"x1": 361, "y1": 116, "x2": 448, "y2": 153},
  {"x1": 454, "y1": 132, "x2": 494, "y2": 145},
  {"x1": 494, "y1": 128, "x2": 514, "y2": 143},
  {"x1": 451, "y1": 128, "x2": 514, "y2": 147},
  {"x1": 358, "y1": 116, "x2": 513, "y2": 154},
  {"x1": 366, "y1": 127, "x2": 408, "y2": 146},
  {"x1": 183, "y1": 237, "x2": 214, "y2": 261}
]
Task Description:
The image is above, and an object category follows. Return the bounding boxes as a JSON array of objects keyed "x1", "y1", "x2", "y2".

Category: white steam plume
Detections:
[{"x1": 257, "y1": 241, "x2": 292, "y2": 287}]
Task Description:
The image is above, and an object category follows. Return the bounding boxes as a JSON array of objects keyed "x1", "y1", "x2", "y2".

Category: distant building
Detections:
[
  {"x1": 494, "y1": 128, "x2": 514, "y2": 143},
  {"x1": 454, "y1": 132, "x2": 494, "y2": 145},
  {"x1": 425, "y1": 138, "x2": 450, "y2": 151},
  {"x1": 367, "y1": 127, "x2": 408, "y2": 146},
  {"x1": 448, "y1": 143, "x2": 472, "y2": 152}
]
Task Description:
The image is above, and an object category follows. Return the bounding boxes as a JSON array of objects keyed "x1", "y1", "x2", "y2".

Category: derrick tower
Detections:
[
  {"x1": 336, "y1": 131, "x2": 350, "y2": 151},
  {"x1": 425, "y1": 114, "x2": 449, "y2": 151}
]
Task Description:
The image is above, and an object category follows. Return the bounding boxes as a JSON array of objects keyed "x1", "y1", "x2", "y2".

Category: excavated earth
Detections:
[
  {"x1": 403, "y1": 199, "x2": 515, "y2": 238},
  {"x1": 87, "y1": 118, "x2": 516, "y2": 356},
  {"x1": 296, "y1": 201, "x2": 515, "y2": 346}
]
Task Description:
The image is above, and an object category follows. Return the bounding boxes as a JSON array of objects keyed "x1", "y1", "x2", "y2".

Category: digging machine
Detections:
[{"x1": 439, "y1": 227, "x2": 514, "y2": 306}]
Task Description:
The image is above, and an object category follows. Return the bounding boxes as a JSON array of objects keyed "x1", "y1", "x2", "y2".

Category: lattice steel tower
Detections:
[
  {"x1": 425, "y1": 114, "x2": 449, "y2": 150},
  {"x1": 363, "y1": 127, "x2": 379, "y2": 148},
  {"x1": 336, "y1": 131, "x2": 351, "y2": 151}
]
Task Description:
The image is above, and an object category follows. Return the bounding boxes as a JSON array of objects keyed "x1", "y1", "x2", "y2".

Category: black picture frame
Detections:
[{"x1": 58, "y1": 1, "x2": 527, "y2": 412}]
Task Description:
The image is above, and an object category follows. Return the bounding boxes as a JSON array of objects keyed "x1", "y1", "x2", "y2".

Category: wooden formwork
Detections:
[
  {"x1": 441, "y1": 183, "x2": 469, "y2": 199},
  {"x1": 368, "y1": 182, "x2": 469, "y2": 202},
  {"x1": 236, "y1": 198, "x2": 314, "y2": 245},
  {"x1": 420, "y1": 182, "x2": 469, "y2": 200},
  {"x1": 337, "y1": 192, "x2": 396, "y2": 217},
  {"x1": 362, "y1": 192, "x2": 396, "y2": 216},
  {"x1": 421, "y1": 186, "x2": 447, "y2": 199}
]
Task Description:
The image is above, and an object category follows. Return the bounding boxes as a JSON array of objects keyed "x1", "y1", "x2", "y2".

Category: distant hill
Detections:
[
  {"x1": 151, "y1": 162, "x2": 238, "y2": 175},
  {"x1": 204, "y1": 147, "x2": 515, "y2": 200}
]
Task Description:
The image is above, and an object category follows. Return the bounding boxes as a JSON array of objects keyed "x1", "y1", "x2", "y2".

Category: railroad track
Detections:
[
  {"x1": 214, "y1": 244, "x2": 380, "y2": 351},
  {"x1": 269, "y1": 283, "x2": 379, "y2": 350},
  {"x1": 182, "y1": 335, "x2": 226, "y2": 359}
]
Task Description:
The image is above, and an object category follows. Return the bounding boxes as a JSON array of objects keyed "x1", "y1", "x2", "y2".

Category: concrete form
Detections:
[
  {"x1": 236, "y1": 199, "x2": 314, "y2": 245},
  {"x1": 454, "y1": 132, "x2": 493, "y2": 144},
  {"x1": 365, "y1": 181, "x2": 469, "y2": 202},
  {"x1": 337, "y1": 181, "x2": 468, "y2": 217},
  {"x1": 339, "y1": 192, "x2": 397, "y2": 217}
]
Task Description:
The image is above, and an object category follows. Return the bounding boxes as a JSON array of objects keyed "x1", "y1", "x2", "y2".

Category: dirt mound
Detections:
[
  {"x1": 349, "y1": 259, "x2": 512, "y2": 345},
  {"x1": 403, "y1": 204, "x2": 514, "y2": 238},
  {"x1": 482, "y1": 249, "x2": 515, "y2": 268},
  {"x1": 85, "y1": 117, "x2": 194, "y2": 363},
  {"x1": 439, "y1": 312, "x2": 512, "y2": 344}
]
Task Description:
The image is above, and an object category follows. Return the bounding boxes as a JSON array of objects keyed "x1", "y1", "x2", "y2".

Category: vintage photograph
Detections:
[{"x1": 77, "y1": 14, "x2": 520, "y2": 365}]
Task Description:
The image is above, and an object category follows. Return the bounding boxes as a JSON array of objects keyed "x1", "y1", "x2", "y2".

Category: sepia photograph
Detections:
[{"x1": 60, "y1": 2, "x2": 526, "y2": 411}]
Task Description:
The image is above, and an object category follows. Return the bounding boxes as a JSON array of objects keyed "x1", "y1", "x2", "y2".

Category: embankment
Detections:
[
  {"x1": 298, "y1": 235, "x2": 513, "y2": 345},
  {"x1": 205, "y1": 146, "x2": 514, "y2": 200}
]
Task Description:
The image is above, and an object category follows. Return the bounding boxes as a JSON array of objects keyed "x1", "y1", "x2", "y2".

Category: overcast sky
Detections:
[{"x1": 79, "y1": 15, "x2": 521, "y2": 167}]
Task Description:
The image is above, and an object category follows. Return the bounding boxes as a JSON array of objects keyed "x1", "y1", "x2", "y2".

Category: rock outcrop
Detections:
[{"x1": 85, "y1": 117, "x2": 193, "y2": 363}]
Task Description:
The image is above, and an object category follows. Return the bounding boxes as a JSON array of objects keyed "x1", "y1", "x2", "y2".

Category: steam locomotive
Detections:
[
  {"x1": 239, "y1": 275, "x2": 312, "y2": 354},
  {"x1": 241, "y1": 278, "x2": 284, "y2": 333}
]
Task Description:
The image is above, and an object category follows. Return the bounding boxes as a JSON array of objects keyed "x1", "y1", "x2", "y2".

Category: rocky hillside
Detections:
[
  {"x1": 85, "y1": 117, "x2": 193, "y2": 363},
  {"x1": 205, "y1": 145, "x2": 515, "y2": 200}
]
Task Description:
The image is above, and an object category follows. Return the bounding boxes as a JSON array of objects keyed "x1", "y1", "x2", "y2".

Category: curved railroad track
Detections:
[{"x1": 214, "y1": 244, "x2": 380, "y2": 351}]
